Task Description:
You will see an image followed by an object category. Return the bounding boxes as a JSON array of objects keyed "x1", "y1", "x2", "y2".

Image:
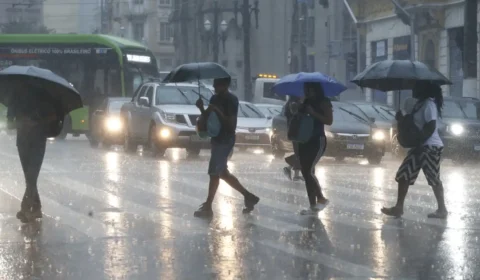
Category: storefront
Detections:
[
  {"x1": 392, "y1": 36, "x2": 412, "y2": 109},
  {"x1": 370, "y1": 39, "x2": 388, "y2": 104}
]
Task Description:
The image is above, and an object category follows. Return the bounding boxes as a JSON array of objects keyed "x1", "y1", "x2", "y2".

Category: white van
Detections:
[{"x1": 252, "y1": 74, "x2": 286, "y2": 105}]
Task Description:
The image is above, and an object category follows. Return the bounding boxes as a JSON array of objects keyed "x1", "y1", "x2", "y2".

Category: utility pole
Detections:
[
  {"x1": 237, "y1": 0, "x2": 259, "y2": 102},
  {"x1": 464, "y1": 0, "x2": 477, "y2": 79},
  {"x1": 289, "y1": 0, "x2": 298, "y2": 73},
  {"x1": 212, "y1": 1, "x2": 220, "y2": 62},
  {"x1": 181, "y1": 0, "x2": 191, "y2": 63},
  {"x1": 100, "y1": 0, "x2": 105, "y2": 34},
  {"x1": 299, "y1": 1, "x2": 307, "y2": 71}
]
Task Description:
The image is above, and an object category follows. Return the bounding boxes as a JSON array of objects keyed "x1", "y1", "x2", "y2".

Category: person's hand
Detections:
[
  {"x1": 305, "y1": 105, "x2": 315, "y2": 115},
  {"x1": 195, "y1": 98, "x2": 204, "y2": 110},
  {"x1": 395, "y1": 110, "x2": 403, "y2": 121}
]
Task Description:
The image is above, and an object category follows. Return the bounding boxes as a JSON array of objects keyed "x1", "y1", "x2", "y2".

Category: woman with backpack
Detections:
[
  {"x1": 295, "y1": 82, "x2": 333, "y2": 215},
  {"x1": 382, "y1": 82, "x2": 448, "y2": 219}
]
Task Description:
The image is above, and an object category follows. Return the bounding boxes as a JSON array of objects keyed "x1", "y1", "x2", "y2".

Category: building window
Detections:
[
  {"x1": 133, "y1": 0, "x2": 143, "y2": 4},
  {"x1": 307, "y1": 16, "x2": 315, "y2": 47},
  {"x1": 159, "y1": 0, "x2": 171, "y2": 5},
  {"x1": 132, "y1": 22, "x2": 144, "y2": 42},
  {"x1": 6, "y1": 8, "x2": 22, "y2": 22},
  {"x1": 159, "y1": 22, "x2": 172, "y2": 42}
]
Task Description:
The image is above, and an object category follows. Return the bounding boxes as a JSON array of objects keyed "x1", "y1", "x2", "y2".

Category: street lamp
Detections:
[{"x1": 203, "y1": 19, "x2": 228, "y2": 59}]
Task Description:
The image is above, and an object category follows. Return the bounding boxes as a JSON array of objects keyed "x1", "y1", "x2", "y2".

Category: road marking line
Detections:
[
  {"x1": 0, "y1": 178, "x2": 117, "y2": 239},
  {"x1": 257, "y1": 239, "x2": 378, "y2": 277}
]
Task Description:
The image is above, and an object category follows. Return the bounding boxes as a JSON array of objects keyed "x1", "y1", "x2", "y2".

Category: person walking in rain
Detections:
[
  {"x1": 194, "y1": 77, "x2": 260, "y2": 217},
  {"x1": 6, "y1": 80, "x2": 61, "y2": 223},
  {"x1": 283, "y1": 95, "x2": 304, "y2": 181},
  {"x1": 382, "y1": 82, "x2": 447, "y2": 219},
  {"x1": 297, "y1": 82, "x2": 333, "y2": 215}
]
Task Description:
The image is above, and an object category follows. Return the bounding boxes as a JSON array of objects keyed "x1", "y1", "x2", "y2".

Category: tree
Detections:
[{"x1": 0, "y1": 21, "x2": 55, "y2": 34}]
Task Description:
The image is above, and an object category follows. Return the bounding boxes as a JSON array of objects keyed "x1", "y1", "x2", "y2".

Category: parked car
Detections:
[
  {"x1": 120, "y1": 82, "x2": 214, "y2": 157},
  {"x1": 90, "y1": 97, "x2": 130, "y2": 148},
  {"x1": 393, "y1": 96, "x2": 480, "y2": 163},
  {"x1": 271, "y1": 101, "x2": 386, "y2": 164},
  {"x1": 235, "y1": 101, "x2": 272, "y2": 152},
  {"x1": 254, "y1": 103, "x2": 283, "y2": 126},
  {"x1": 347, "y1": 101, "x2": 396, "y2": 146}
]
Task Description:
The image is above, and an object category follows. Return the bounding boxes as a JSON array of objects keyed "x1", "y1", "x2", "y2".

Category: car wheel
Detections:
[
  {"x1": 186, "y1": 148, "x2": 201, "y2": 158},
  {"x1": 148, "y1": 125, "x2": 165, "y2": 157},
  {"x1": 367, "y1": 154, "x2": 383, "y2": 165},
  {"x1": 124, "y1": 128, "x2": 137, "y2": 153},
  {"x1": 56, "y1": 115, "x2": 71, "y2": 140}
]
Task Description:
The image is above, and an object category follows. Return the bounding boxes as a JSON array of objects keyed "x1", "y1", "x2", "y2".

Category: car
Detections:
[
  {"x1": 347, "y1": 101, "x2": 396, "y2": 147},
  {"x1": 120, "y1": 82, "x2": 214, "y2": 157},
  {"x1": 90, "y1": 97, "x2": 131, "y2": 148},
  {"x1": 271, "y1": 101, "x2": 386, "y2": 164},
  {"x1": 235, "y1": 101, "x2": 272, "y2": 152},
  {"x1": 254, "y1": 103, "x2": 283, "y2": 126},
  {"x1": 394, "y1": 96, "x2": 480, "y2": 163}
]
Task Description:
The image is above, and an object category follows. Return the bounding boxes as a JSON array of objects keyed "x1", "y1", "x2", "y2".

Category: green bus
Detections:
[{"x1": 0, "y1": 34, "x2": 159, "y2": 140}]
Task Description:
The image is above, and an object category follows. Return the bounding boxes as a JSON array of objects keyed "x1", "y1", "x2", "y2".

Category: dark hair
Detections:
[
  {"x1": 304, "y1": 82, "x2": 325, "y2": 99},
  {"x1": 416, "y1": 82, "x2": 443, "y2": 117},
  {"x1": 213, "y1": 77, "x2": 231, "y2": 86}
]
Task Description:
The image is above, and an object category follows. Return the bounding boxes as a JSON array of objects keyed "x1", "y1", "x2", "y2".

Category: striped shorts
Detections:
[{"x1": 395, "y1": 145, "x2": 443, "y2": 186}]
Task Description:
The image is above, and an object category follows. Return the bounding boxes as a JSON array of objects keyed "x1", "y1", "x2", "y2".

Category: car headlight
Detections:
[
  {"x1": 160, "y1": 111, "x2": 176, "y2": 123},
  {"x1": 325, "y1": 131, "x2": 334, "y2": 138},
  {"x1": 105, "y1": 117, "x2": 123, "y2": 132},
  {"x1": 372, "y1": 130, "x2": 386, "y2": 141},
  {"x1": 448, "y1": 123, "x2": 464, "y2": 136},
  {"x1": 158, "y1": 128, "x2": 171, "y2": 139}
]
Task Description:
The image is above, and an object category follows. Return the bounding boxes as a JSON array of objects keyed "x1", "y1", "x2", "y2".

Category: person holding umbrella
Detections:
[
  {"x1": 0, "y1": 65, "x2": 82, "y2": 223},
  {"x1": 6, "y1": 80, "x2": 63, "y2": 223},
  {"x1": 194, "y1": 77, "x2": 260, "y2": 217},
  {"x1": 272, "y1": 72, "x2": 346, "y2": 214},
  {"x1": 381, "y1": 82, "x2": 448, "y2": 219}
]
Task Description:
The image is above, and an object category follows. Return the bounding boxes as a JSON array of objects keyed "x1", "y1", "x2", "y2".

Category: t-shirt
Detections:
[
  {"x1": 302, "y1": 97, "x2": 332, "y2": 137},
  {"x1": 413, "y1": 98, "x2": 443, "y2": 147},
  {"x1": 209, "y1": 92, "x2": 238, "y2": 143}
]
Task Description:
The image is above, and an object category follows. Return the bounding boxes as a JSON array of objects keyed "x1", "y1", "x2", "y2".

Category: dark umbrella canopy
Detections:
[
  {"x1": 0, "y1": 65, "x2": 83, "y2": 114},
  {"x1": 351, "y1": 60, "x2": 452, "y2": 91},
  {"x1": 162, "y1": 62, "x2": 230, "y2": 83}
]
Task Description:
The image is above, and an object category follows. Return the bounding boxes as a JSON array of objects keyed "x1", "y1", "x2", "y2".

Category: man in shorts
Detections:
[{"x1": 194, "y1": 77, "x2": 260, "y2": 217}]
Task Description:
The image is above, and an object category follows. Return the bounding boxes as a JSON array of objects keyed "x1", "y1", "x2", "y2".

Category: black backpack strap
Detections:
[{"x1": 411, "y1": 100, "x2": 425, "y2": 115}]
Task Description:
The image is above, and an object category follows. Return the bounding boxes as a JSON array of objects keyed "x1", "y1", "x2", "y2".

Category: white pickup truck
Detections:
[{"x1": 120, "y1": 82, "x2": 214, "y2": 157}]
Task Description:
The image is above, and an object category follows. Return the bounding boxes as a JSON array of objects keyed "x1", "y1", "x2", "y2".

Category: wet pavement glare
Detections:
[{"x1": 0, "y1": 134, "x2": 480, "y2": 279}]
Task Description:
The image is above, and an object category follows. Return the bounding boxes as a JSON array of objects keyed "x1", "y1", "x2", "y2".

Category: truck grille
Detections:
[
  {"x1": 188, "y1": 115, "x2": 200, "y2": 125},
  {"x1": 175, "y1": 115, "x2": 187, "y2": 124}
]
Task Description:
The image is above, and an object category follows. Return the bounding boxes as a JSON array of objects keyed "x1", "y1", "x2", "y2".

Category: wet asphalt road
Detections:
[{"x1": 0, "y1": 134, "x2": 480, "y2": 280}]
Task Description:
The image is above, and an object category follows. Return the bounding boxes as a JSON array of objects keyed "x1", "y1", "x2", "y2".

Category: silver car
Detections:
[
  {"x1": 121, "y1": 82, "x2": 214, "y2": 157},
  {"x1": 235, "y1": 101, "x2": 272, "y2": 151}
]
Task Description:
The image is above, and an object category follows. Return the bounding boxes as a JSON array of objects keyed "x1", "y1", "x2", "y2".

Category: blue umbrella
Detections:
[{"x1": 273, "y1": 72, "x2": 347, "y2": 97}]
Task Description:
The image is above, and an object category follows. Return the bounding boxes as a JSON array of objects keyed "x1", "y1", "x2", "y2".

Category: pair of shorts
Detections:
[
  {"x1": 208, "y1": 138, "x2": 235, "y2": 175},
  {"x1": 395, "y1": 145, "x2": 443, "y2": 186}
]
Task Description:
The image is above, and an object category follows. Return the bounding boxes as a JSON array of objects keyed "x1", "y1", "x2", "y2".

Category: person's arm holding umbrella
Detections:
[{"x1": 305, "y1": 100, "x2": 333, "y2": 125}]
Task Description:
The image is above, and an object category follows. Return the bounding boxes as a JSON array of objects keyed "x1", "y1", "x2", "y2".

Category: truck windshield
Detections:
[
  {"x1": 443, "y1": 100, "x2": 480, "y2": 119},
  {"x1": 155, "y1": 86, "x2": 214, "y2": 105}
]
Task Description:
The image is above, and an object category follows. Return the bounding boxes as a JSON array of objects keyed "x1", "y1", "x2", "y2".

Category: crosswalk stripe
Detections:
[
  {"x1": 40, "y1": 165, "x2": 210, "y2": 235},
  {"x1": 257, "y1": 239, "x2": 378, "y2": 277},
  {"x1": 0, "y1": 177, "x2": 118, "y2": 239}
]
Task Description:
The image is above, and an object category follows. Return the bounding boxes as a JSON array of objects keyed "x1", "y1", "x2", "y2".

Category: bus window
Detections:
[
  {"x1": 94, "y1": 69, "x2": 105, "y2": 96},
  {"x1": 262, "y1": 81, "x2": 285, "y2": 101},
  {"x1": 108, "y1": 69, "x2": 121, "y2": 96}
]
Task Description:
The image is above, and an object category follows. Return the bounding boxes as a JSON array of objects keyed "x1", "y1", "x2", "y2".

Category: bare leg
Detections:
[{"x1": 381, "y1": 179, "x2": 409, "y2": 217}]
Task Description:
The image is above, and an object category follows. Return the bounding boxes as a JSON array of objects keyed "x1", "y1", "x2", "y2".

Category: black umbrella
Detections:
[
  {"x1": 351, "y1": 60, "x2": 452, "y2": 92},
  {"x1": 0, "y1": 65, "x2": 83, "y2": 114},
  {"x1": 162, "y1": 62, "x2": 230, "y2": 83}
]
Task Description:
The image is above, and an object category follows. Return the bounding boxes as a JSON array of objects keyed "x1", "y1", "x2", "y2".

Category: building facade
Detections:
[
  {"x1": 170, "y1": 0, "x2": 363, "y2": 101},
  {"x1": 349, "y1": 0, "x2": 480, "y2": 108},
  {"x1": 0, "y1": 0, "x2": 43, "y2": 26},
  {"x1": 111, "y1": 0, "x2": 175, "y2": 71},
  {"x1": 43, "y1": 0, "x2": 98, "y2": 34}
]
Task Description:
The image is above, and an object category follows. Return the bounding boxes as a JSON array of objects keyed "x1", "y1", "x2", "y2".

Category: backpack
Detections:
[
  {"x1": 196, "y1": 111, "x2": 221, "y2": 138},
  {"x1": 288, "y1": 113, "x2": 314, "y2": 143},
  {"x1": 397, "y1": 101, "x2": 425, "y2": 148}
]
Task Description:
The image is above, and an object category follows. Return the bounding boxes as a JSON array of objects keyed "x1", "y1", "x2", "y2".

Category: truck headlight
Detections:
[
  {"x1": 448, "y1": 123, "x2": 464, "y2": 136},
  {"x1": 158, "y1": 128, "x2": 171, "y2": 139},
  {"x1": 105, "y1": 117, "x2": 122, "y2": 132},
  {"x1": 160, "y1": 111, "x2": 176, "y2": 123},
  {"x1": 372, "y1": 130, "x2": 386, "y2": 141}
]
